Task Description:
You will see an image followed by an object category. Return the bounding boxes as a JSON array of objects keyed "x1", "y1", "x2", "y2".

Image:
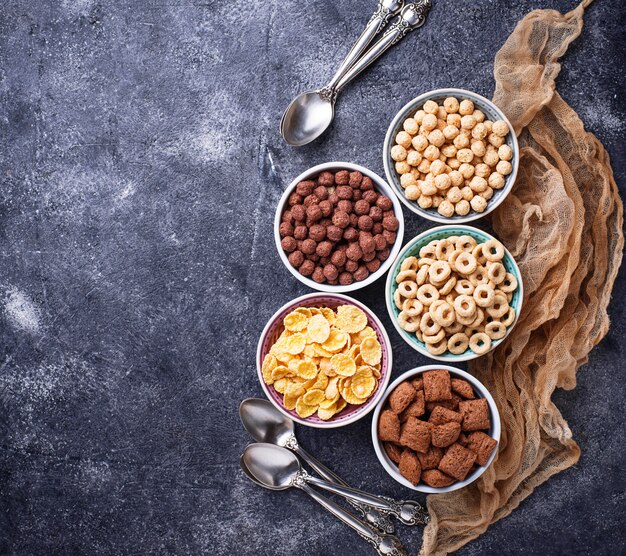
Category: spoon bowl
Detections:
[
  {"x1": 243, "y1": 443, "x2": 302, "y2": 490},
  {"x1": 239, "y1": 398, "x2": 294, "y2": 446},
  {"x1": 280, "y1": 90, "x2": 335, "y2": 146}
]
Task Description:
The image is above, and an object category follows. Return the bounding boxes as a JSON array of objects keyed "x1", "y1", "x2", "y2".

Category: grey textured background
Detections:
[{"x1": 0, "y1": 0, "x2": 624, "y2": 554}]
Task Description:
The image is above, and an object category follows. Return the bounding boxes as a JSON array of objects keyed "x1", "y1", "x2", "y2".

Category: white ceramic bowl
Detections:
[
  {"x1": 385, "y1": 224, "x2": 523, "y2": 362},
  {"x1": 256, "y1": 293, "x2": 393, "y2": 429},
  {"x1": 371, "y1": 364, "x2": 501, "y2": 493},
  {"x1": 274, "y1": 162, "x2": 405, "y2": 293},
  {"x1": 383, "y1": 88, "x2": 519, "y2": 224}
]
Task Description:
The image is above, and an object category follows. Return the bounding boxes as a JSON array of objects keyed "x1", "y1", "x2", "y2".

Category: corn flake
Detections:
[
  {"x1": 284, "y1": 310, "x2": 308, "y2": 332},
  {"x1": 322, "y1": 329, "x2": 349, "y2": 352},
  {"x1": 296, "y1": 360, "x2": 318, "y2": 380},
  {"x1": 330, "y1": 353, "x2": 357, "y2": 377},
  {"x1": 284, "y1": 333, "x2": 306, "y2": 355},
  {"x1": 360, "y1": 337, "x2": 382, "y2": 366},
  {"x1": 336, "y1": 305, "x2": 368, "y2": 334},
  {"x1": 307, "y1": 313, "x2": 331, "y2": 344}
]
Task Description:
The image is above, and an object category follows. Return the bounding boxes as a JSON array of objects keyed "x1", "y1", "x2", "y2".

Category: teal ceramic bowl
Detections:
[{"x1": 385, "y1": 225, "x2": 523, "y2": 362}]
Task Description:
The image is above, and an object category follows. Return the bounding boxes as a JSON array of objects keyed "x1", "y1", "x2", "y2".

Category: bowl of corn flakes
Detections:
[{"x1": 257, "y1": 292, "x2": 393, "y2": 428}]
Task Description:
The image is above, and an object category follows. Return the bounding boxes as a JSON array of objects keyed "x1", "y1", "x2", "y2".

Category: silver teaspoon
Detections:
[
  {"x1": 244, "y1": 443, "x2": 427, "y2": 527},
  {"x1": 240, "y1": 448, "x2": 407, "y2": 556},
  {"x1": 280, "y1": 0, "x2": 404, "y2": 146},
  {"x1": 239, "y1": 398, "x2": 396, "y2": 533}
]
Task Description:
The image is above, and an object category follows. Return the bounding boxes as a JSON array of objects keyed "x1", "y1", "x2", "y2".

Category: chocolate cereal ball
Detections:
[
  {"x1": 335, "y1": 170, "x2": 350, "y2": 185},
  {"x1": 323, "y1": 263, "x2": 339, "y2": 281},
  {"x1": 279, "y1": 222, "x2": 293, "y2": 238},
  {"x1": 301, "y1": 238, "x2": 317, "y2": 255},
  {"x1": 339, "y1": 272, "x2": 354, "y2": 285},
  {"x1": 361, "y1": 176, "x2": 374, "y2": 190},
  {"x1": 374, "y1": 234, "x2": 387, "y2": 251},
  {"x1": 370, "y1": 206, "x2": 383, "y2": 222},
  {"x1": 336, "y1": 186, "x2": 353, "y2": 200},
  {"x1": 288, "y1": 251, "x2": 304, "y2": 268},
  {"x1": 337, "y1": 200, "x2": 353, "y2": 213},
  {"x1": 288, "y1": 192, "x2": 302, "y2": 206},
  {"x1": 345, "y1": 260, "x2": 358, "y2": 273},
  {"x1": 293, "y1": 225, "x2": 308, "y2": 240},
  {"x1": 373, "y1": 222, "x2": 384, "y2": 235},
  {"x1": 316, "y1": 241, "x2": 333, "y2": 258},
  {"x1": 383, "y1": 230, "x2": 397, "y2": 245},
  {"x1": 281, "y1": 236, "x2": 297, "y2": 252},
  {"x1": 358, "y1": 215, "x2": 374, "y2": 231},
  {"x1": 346, "y1": 243, "x2": 363, "y2": 262},
  {"x1": 318, "y1": 171, "x2": 334, "y2": 187},
  {"x1": 354, "y1": 265, "x2": 369, "y2": 282},
  {"x1": 291, "y1": 204, "x2": 306, "y2": 222},
  {"x1": 383, "y1": 216, "x2": 399, "y2": 232},
  {"x1": 328, "y1": 192, "x2": 339, "y2": 206},
  {"x1": 343, "y1": 227, "x2": 358, "y2": 242},
  {"x1": 303, "y1": 194, "x2": 319, "y2": 207},
  {"x1": 314, "y1": 185, "x2": 329, "y2": 200},
  {"x1": 359, "y1": 234, "x2": 375, "y2": 253},
  {"x1": 362, "y1": 250, "x2": 376, "y2": 262},
  {"x1": 312, "y1": 267, "x2": 325, "y2": 284},
  {"x1": 296, "y1": 180, "x2": 315, "y2": 197},
  {"x1": 332, "y1": 210, "x2": 350, "y2": 229},
  {"x1": 378, "y1": 248, "x2": 391, "y2": 261},
  {"x1": 377, "y1": 195, "x2": 394, "y2": 211},
  {"x1": 366, "y1": 259, "x2": 382, "y2": 273},
  {"x1": 308, "y1": 224, "x2": 326, "y2": 242},
  {"x1": 352, "y1": 189, "x2": 362, "y2": 201},
  {"x1": 306, "y1": 204, "x2": 323, "y2": 222},
  {"x1": 299, "y1": 260, "x2": 315, "y2": 276},
  {"x1": 363, "y1": 190, "x2": 378, "y2": 204},
  {"x1": 354, "y1": 199, "x2": 370, "y2": 215},
  {"x1": 349, "y1": 171, "x2": 363, "y2": 187},
  {"x1": 326, "y1": 225, "x2": 343, "y2": 242},
  {"x1": 331, "y1": 250, "x2": 346, "y2": 267},
  {"x1": 318, "y1": 200, "x2": 333, "y2": 217}
]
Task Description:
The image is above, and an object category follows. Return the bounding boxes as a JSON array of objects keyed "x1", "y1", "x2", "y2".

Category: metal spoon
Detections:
[
  {"x1": 241, "y1": 447, "x2": 407, "y2": 556},
  {"x1": 240, "y1": 398, "x2": 397, "y2": 532},
  {"x1": 244, "y1": 442, "x2": 427, "y2": 527},
  {"x1": 280, "y1": 0, "x2": 404, "y2": 147},
  {"x1": 280, "y1": 0, "x2": 432, "y2": 146}
]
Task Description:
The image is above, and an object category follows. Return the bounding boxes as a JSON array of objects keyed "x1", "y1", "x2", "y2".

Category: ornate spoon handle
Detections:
[
  {"x1": 321, "y1": 0, "x2": 404, "y2": 100},
  {"x1": 297, "y1": 482, "x2": 407, "y2": 556},
  {"x1": 335, "y1": 0, "x2": 432, "y2": 93}
]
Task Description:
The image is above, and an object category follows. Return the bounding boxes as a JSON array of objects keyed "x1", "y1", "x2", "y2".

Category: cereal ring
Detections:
[
  {"x1": 445, "y1": 293, "x2": 456, "y2": 306},
  {"x1": 455, "y1": 235, "x2": 477, "y2": 252},
  {"x1": 468, "y1": 307, "x2": 484, "y2": 328},
  {"x1": 485, "y1": 321, "x2": 507, "y2": 339},
  {"x1": 426, "y1": 338, "x2": 448, "y2": 355},
  {"x1": 429, "y1": 261, "x2": 451, "y2": 283},
  {"x1": 433, "y1": 302, "x2": 456, "y2": 327},
  {"x1": 416, "y1": 265, "x2": 430, "y2": 285},
  {"x1": 454, "y1": 252, "x2": 478, "y2": 275},
  {"x1": 468, "y1": 266, "x2": 489, "y2": 286},
  {"x1": 398, "y1": 280, "x2": 418, "y2": 299},
  {"x1": 445, "y1": 320, "x2": 464, "y2": 334},
  {"x1": 417, "y1": 284, "x2": 440, "y2": 306},
  {"x1": 420, "y1": 312, "x2": 441, "y2": 335},
  {"x1": 400, "y1": 256, "x2": 419, "y2": 271},
  {"x1": 447, "y1": 249, "x2": 463, "y2": 269},
  {"x1": 487, "y1": 262, "x2": 506, "y2": 284},
  {"x1": 502, "y1": 306, "x2": 516, "y2": 326},
  {"x1": 394, "y1": 289, "x2": 405, "y2": 310},
  {"x1": 398, "y1": 311, "x2": 420, "y2": 332},
  {"x1": 456, "y1": 310, "x2": 477, "y2": 326},
  {"x1": 428, "y1": 299, "x2": 446, "y2": 317},
  {"x1": 499, "y1": 272, "x2": 518, "y2": 292},
  {"x1": 454, "y1": 295, "x2": 476, "y2": 318},
  {"x1": 473, "y1": 284, "x2": 495, "y2": 307},
  {"x1": 469, "y1": 332, "x2": 491, "y2": 354},
  {"x1": 419, "y1": 242, "x2": 438, "y2": 259},
  {"x1": 447, "y1": 333, "x2": 469, "y2": 354},
  {"x1": 417, "y1": 257, "x2": 433, "y2": 268},
  {"x1": 402, "y1": 298, "x2": 424, "y2": 317},
  {"x1": 482, "y1": 239, "x2": 505, "y2": 261},
  {"x1": 439, "y1": 276, "x2": 457, "y2": 295},
  {"x1": 435, "y1": 239, "x2": 456, "y2": 260},
  {"x1": 486, "y1": 292, "x2": 509, "y2": 318},
  {"x1": 454, "y1": 279, "x2": 474, "y2": 295},
  {"x1": 472, "y1": 244, "x2": 488, "y2": 265},
  {"x1": 423, "y1": 328, "x2": 446, "y2": 344},
  {"x1": 396, "y1": 269, "x2": 417, "y2": 283},
  {"x1": 415, "y1": 328, "x2": 423, "y2": 342}
]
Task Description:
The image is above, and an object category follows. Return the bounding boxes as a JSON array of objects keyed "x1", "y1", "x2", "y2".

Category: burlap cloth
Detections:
[{"x1": 420, "y1": 1, "x2": 624, "y2": 554}]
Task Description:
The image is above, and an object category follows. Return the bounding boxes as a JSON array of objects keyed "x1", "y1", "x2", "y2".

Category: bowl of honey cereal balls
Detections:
[
  {"x1": 275, "y1": 162, "x2": 405, "y2": 293},
  {"x1": 385, "y1": 225, "x2": 523, "y2": 361},
  {"x1": 383, "y1": 88, "x2": 519, "y2": 223}
]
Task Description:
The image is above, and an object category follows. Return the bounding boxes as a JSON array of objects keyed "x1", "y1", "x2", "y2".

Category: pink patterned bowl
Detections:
[{"x1": 256, "y1": 292, "x2": 393, "y2": 428}]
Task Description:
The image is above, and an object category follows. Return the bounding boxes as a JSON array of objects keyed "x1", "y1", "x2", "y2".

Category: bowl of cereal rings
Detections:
[
  {"x1": 383, "y1": 88, "x2": 519, "y2": 223},
  {"x1": 385, "y1": 225, "x2": 523, "y2": 361},
  {"x1": 275, "y1": 162, "x2": 405, "y2": 292},
  {"x1": 257, "y1": 292, "x2": 393, "y2": 428}
]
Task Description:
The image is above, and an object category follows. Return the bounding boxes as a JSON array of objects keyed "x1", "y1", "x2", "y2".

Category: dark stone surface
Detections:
[{"x1": 0, "y1": 0, "x2": 624, "y2": 554}]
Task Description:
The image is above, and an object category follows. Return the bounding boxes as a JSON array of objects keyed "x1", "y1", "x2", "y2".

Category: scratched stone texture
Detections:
[{"x1": 0, "y1": 0, "x2": 624, "y2": 554}]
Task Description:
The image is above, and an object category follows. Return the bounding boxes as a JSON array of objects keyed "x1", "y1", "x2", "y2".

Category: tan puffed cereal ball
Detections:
[
  {"x1": 411, "y1": 168, "x2": 420, "y2": 180},
  {"x1": 423, "y1": 100, "x2": 439, "y2": 114},
  {"x1": 496, "y1": 160, "x2": 513, "y2": 175},
  {"x1": 395, "y1": 131, "x2": 413, "y2": 149},
  {"x1": 436, "y1": 119, "x2": 446, "y2": 131},
  {"x1": 488, "y1": 172, "x2": 505, "y2": 189},
  {"x1": 450, "y1": 170, "x2": 464, "y2": 187},
  {"x1": 470, "y1": 195, "x2": 488, "y2": 212},
  {"x1": 421, "y1": 179, "x2": 437, "y2": 196},
  {"x1": 403, "y1": 118, "x2": 419, "y2": 135},
  {"x1": 471, "y1": 122, "x2": 488, "y2": 140},
  {"x1": 418, "y1": 195, "x2": 433, "y2": 209},
  {"x1": 444, "y1": 97, "x2": 460, "y2": 114},
  {"x1": 459, "y1": 99, "x2": 475, "y2": 115},
  {"x1": 422, "y1": 113, "x2": 437, "y2": 131},
  {"x1": 406, "y1": 184, "x2": 421, "y2": 201},
  {"x1": 455, "y1": 199, "x2": 471, "y2": 216},
  {"x1": 471, "y1": 140, "x2": 486, "y2": 158},
  {"x1": 417, "y1": 158, "x2": 431, "y2": 174},
  {"x1": 441, "y1": 144, "x2": 457, "y2": 158},
  {"x1": 453, "y1": 133, "x2": 470, "y2": 149},
  {"x1": 474, "y1": 163, "x2": 491, "y2": 178},
  {"x1": 498, "y1": 144, "x2": 513, "y2": 161},
  {"x1": 447, "y1": 157, "x2": 461, "y2": 170},
  {"x1": 400, "y1": 172, "x2": 417, "y2": 188},
  {"x1": 488, "y1": 133, "x2": 505, "y2": 148},
  {"x1": 434, "y1": 173, "x2": 451, "y2": 190},
  {"x1": 447, "y1": 113, "x2": 462, "y2": 128},
  {"x1": 473, "y1": 109, "x2": 485, "y2": 123},
  {"x1": 391, "y1": 144, "x2": 407, "y2": 161},
  {"x1": 459, "y1": 163, "x2": 475, "y2": 179},
  {"x1": 438, "y1": 199, "x2": 455, "y2": 217},
  {"x1": 442, "y1": 125, "x2": 460, "y2": 141},
  {"x1": 414, "y1": 109, "x2": 426, "y2": 125},
  {"x1": 396, "y1": 161, "x2": 411, "y2": 174},
  {"x1": 406, "y1": 150, "x2": 422, "y2": 167},
  {"x1": 461, "y1": 185, "x2": 474, "y2": 201},
  {"x1": 457, "y1": 148, "x2": 474, "y2": 163},
  {"x1": 480, "y1": 186, "x2": 494, "y2": 200},
  {"x1": 438, "y1": 106, "x2": 448, "y2": 119},
  {"x1": 447, "y1": 186, "x2": 462, "y2": 203},
  {"x1": 483, "y1": 120, "x2": 493, "y2": 133},
  {"x1": 428, "y1": 129, "x2": 445, "y2": 148},
  {"x1": 424, "y1": 144, "x2": 440, "y2": 161},
  {"x1": 483, "y1": 150, "x2": 500, "y2": 167},
  {"x1": 461, "y1": 115, "x2": 477, "y2": 130},
  {"x1": 431, "y1": 194, "x2": 443, "y2": 208},
  {"x1": 430, "y1": 159, "x2": 446, "y2": 176},
  {"x1": 412, "y1": 134, "x2": 429, "y2": 152},
  {"x1": 492, "y1": 120, "x2": 509, "y2": 137},
  {"x1": 469, "y1": 176, "x2": 488, "y2": 192}
]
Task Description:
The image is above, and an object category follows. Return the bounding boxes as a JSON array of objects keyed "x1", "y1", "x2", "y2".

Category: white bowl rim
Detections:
[
  {"x1": 256, "y1": 292, "x2": 393, "y2": 429},
  {"x1": 371, "y1": 364, "x2": 501, "y2": 493},
  {"x1": 384, "y1": 224, "x2": 524, "y2": 362},
  {"x1": 382, "y1": 87, "x2": 520, "y2": 224},
  {"x1": 274, "y1": 161, "x2": 405, "y2": 293}
]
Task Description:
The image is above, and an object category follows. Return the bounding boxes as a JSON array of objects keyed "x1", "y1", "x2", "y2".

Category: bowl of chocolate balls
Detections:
[{"x1": 275, "y1": 162, "x2": 405, "y2": 292}]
